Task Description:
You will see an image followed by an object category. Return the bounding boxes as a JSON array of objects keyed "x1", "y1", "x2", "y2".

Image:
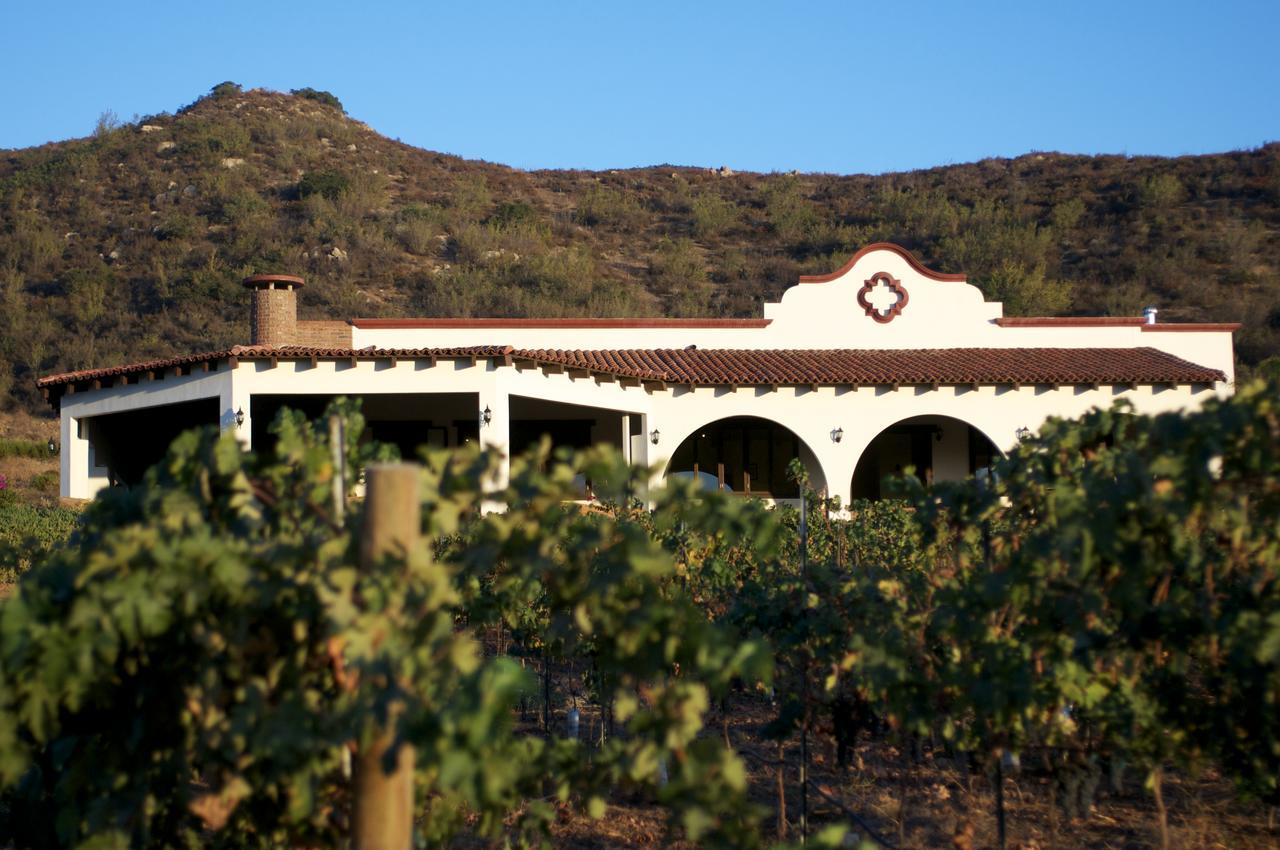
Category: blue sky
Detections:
[{"x1": 3, "y1": 0, "x2": 1278, "y2": 174}]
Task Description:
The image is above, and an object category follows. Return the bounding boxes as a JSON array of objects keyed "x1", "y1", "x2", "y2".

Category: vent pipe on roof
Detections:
[
  {"x1": 243, "y1": 274, "x2": 305, "y2": 347},
  {"x1": 1143, "y1": 305, "x2": 1158, "y2": 326}
]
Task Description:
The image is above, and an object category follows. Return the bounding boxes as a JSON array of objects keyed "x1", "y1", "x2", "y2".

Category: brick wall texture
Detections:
[
  {"x1": 249, "y1": 288, "x2": 297, "y2": 347},
  {"x1": 296, "y1": 321, "x2": 354, "y2": 348}
]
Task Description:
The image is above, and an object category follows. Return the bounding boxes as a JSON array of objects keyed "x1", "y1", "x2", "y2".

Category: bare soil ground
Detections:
[{"x1": 512, "y1": 685, "x2": 1279, "y2": 850}]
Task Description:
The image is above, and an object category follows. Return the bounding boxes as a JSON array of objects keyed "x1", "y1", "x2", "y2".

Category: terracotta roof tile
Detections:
[
  {"x1": 511, "y1": 347, "x2": 1225, "y2": 386},
  {"x1": 38, "y1": 345, "x2": 1224, "y2": 398},
  {"x1": 36, "y1": 345, "x2": 513, "y2": 388}
]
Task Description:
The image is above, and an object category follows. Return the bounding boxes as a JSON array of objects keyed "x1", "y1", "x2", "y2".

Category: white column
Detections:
[
  {"x1": 60, "y1": 414, "x2": 108, "y2": 500},
  {"x1": 224, "y1": 373, "x2": 251, "y2": 450},
  {"x1": 620, "y1": 414, "x2": 632, "y2": 465},
  {"x1": 477, "y1": 385, "x2": 510, "y2": 499},
  {"x1": 643, "y1": 414, "x2": 672, "y2": 503},
  {"x1": 814, "y1": 440, "x2": 856, "y2": 512},
  {"x1": 60, "y1": 413, "x2": 78, "y2": 499}
]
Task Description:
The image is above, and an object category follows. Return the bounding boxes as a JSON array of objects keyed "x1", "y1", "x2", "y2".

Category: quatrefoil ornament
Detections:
[{"x1": 857, "y1": 272, "x2": 909, "y2": 323}]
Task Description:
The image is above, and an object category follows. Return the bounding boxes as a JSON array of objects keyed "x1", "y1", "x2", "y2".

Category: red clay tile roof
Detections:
[
  {"x1": 36, "y1": 345, "x2": 512, "y2": 388},
  {"x1": 514, "y1": 347, "x2": 1225, "y2": 386},
  {"x1": 38, "y1": 345, "x2": 1225, "y2": 401}
]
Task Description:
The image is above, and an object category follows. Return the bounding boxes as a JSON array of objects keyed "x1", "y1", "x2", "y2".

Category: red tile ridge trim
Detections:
[
  {"x1": 995, "y1": 317, "x2": 1145, "y2": 327},
  {"x1": 1141, "y1": 323, "x2": 1242, "y2": 333},
  {"x1": 351, "y1": 318, "x2": 772, "y2": 330}
]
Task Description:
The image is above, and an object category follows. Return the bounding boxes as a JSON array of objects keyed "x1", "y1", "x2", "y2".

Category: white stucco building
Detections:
[{"x1": 40, "y1": 243, "x2": 1236, "y2": 504}]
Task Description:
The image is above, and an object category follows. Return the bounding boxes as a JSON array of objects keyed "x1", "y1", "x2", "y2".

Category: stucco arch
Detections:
[
  {"x1": 849, "y1": 413, "x2": 1004, "y2": 500},
  {"x1": 661, "y1": 415, "x2": 827, "y2": 500}
]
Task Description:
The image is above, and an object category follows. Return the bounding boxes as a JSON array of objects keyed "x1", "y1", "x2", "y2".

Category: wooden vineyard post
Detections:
[
  {"x1": 352, "y1": 464, "x2": 420, "y2": 850},
  {"x1": 776, "y1": 739, "x2": 788, "y2": 840},
  {"x1": 799, "y1": 483, "x2": 809, "y2": 845},
  {"x1": 329, "y1": 414, "x2": 346, "y2": 526}
]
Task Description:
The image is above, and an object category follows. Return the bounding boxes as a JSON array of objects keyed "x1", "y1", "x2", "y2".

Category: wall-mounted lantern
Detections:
[
  {"x1": 481, "y1": 405, "x2": 492, "y2": 426},
  {"x1": 1015, "y1": 426, "x2": 1032, "y2": 442},
  {"x1": 830, "y1": 427, "x2": 843, "y2": 443},
  {"x1": 650, "y1": 429, "x2": 660, "y2": 445},
  {"x1": 48, "y1": 437, "x2": 58, "y2": 455},
  {"x1": 235, "y1": 408, "x2": 245, "y2": 428}
]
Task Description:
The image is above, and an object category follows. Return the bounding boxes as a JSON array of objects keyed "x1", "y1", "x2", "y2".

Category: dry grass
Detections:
[
  {"x1": 0, "y1": 410, "x2": 58, "y2": 442},
  {"x1": 0, "y1": 410, "x2": 59, "y2": 508}
]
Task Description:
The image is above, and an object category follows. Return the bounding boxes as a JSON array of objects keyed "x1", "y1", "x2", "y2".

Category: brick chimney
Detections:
[{"x1": 243, "y1": 274, "x2": 305, "y2": 347}]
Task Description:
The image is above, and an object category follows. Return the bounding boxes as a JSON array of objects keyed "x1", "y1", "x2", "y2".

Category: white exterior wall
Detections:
[
  {"x1": 58, "y1": 369, "x2": 236, "y2": 499},
  {"x1": 52, "y1": 246, "x2": 1236, "y2": 501},
  {"x1": 643, "y1": 381, "x2": 1216, "y2": 506},
  {"x1": 350, "y1": 248, "x2": 1235, "y2": 388},
  {"x1": 56, "y1": 357, "x2": 1220, "y2": 502}
]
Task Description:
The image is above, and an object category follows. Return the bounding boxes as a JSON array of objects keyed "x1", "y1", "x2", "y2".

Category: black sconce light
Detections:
[
  {"x1": 649, "y1": 429, "x2": 660, "y2": 445},
  {"x1": 481, "y1": 405, "x2": 492, "y2": 426},
  {"x1": 48, "y1": 437, "x2": 58, "y2": 455},
  {"x1": 235, "y1": 407, "x2": 245, "y2": 427},
  {"x1": 830, "y1": 427, "x2": 843, "y2": 443},
  {"x1": 1015, "y1": 426, "x2": 1032, "y2": 442}
]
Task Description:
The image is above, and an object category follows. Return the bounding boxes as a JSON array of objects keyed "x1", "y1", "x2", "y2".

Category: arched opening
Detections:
[
  {"x1": 665, "y1": 416, "x2": 825, "y2": 501},
  {"x1": 851, "y1": 415, "x2": 1000, "y2": 500}
]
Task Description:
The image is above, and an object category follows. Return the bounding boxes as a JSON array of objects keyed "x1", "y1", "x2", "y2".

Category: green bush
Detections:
[
  {"x1": 690, "y1": 192, "x2": 738, "y2": 238},
  {"x1": 449, "y1": 174, "x2": 491, "y2": 220},
  {"x1": 210, "y1": 81, "x2": 242, "y2": 98},
  {"x1": 490, "y1": 201, "x2": 537, "y2": 229},
  {"x1": 297, "y1": 169, "x2": 349, "y2": 201},
  {"x1": 395, "y1": 217, "x2": 442, "y2": 255},
  {"x1": 761, "y1": 177, "x2": 820, "y2": 243},
  {"x1": 575, "y1": 184, "x2": 644, "y2": 230},
  {"x1": 649, "y1": 237, "x2": 711, "y2": 314},
  {"x1": 178, "y1": 118, "x2": 251, "y2": 160},
  {"x1": 155, "y1": 212, "x2": 202, "y2": 241},
  {"x1": 215, "y1": 188, "x2": 270, "y2": 227},
  {"x1": 290, "y1": 88, "x2": 344, "y2": 113}
]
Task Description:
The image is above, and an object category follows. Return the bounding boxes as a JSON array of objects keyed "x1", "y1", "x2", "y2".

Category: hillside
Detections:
[{"x1": 2, "y1": 83, "x2": 1278, "y2": 413}]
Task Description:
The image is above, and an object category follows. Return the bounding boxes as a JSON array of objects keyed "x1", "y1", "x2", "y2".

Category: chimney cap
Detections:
[{"x1": 243, "y1": 273, "x2": 305, "y2": 290}]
